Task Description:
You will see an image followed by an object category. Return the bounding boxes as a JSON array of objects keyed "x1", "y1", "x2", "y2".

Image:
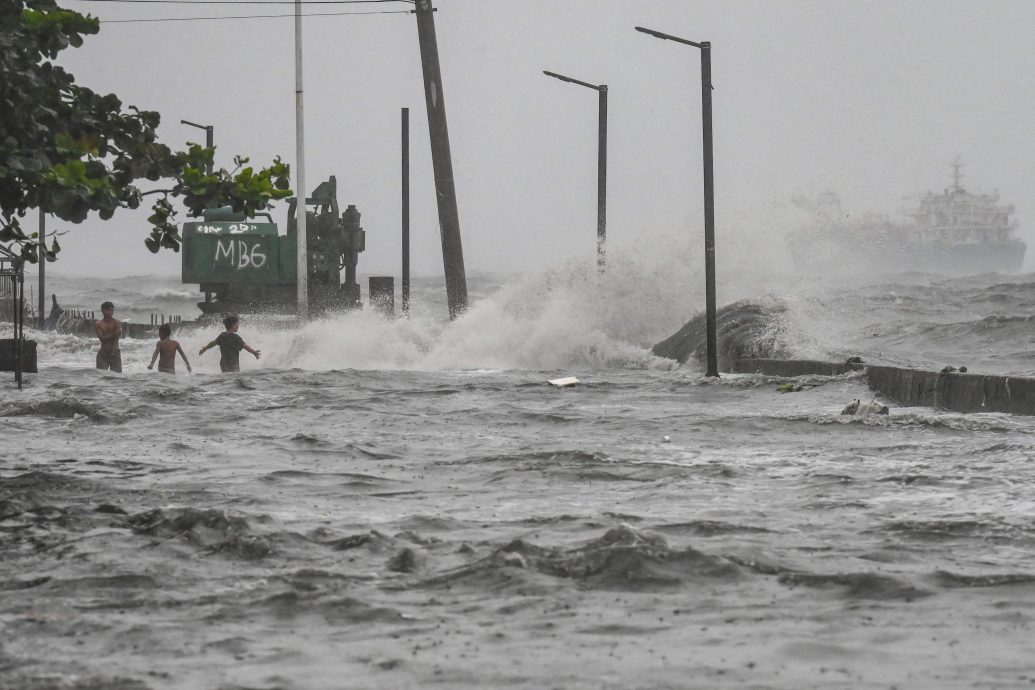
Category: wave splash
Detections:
[{"x1": 256, "y1": 245, "x2": 713, "y2": 371}]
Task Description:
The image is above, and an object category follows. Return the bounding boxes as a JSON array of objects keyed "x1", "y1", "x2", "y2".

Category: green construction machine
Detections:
[{"x1": 181, "y1": 176, "x2": 366, "y2": 315}]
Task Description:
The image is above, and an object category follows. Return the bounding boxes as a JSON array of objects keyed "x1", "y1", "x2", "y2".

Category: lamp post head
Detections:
[
  {"x1": 635, "y1": 26, "x2": 704, "y2": 49},
  {"x1": 543, "y1": 70, "x2": 604, "y2": 92},
  {"x1": 635, "y1": 26, "x2": 668, "y2": 40},
  {"x1": 180, "y1": 118, "x2": 212, "y2": 132},
  {"x1": 543, "y1": 69, "x2": 572, "y2": 84}
]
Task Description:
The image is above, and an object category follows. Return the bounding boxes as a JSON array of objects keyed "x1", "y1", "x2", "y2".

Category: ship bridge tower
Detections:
[{"x1": 951, "y1": 156, "x2": 964, "y2": 193}]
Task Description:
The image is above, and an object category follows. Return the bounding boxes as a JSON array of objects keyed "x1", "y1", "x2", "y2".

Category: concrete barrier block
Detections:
[
  {"x1": 0, "y1": 339, "x2": 37, "y2": 373},
  {"x1": 728, "y1": 358, "x2": 1035, "y2": 416}
]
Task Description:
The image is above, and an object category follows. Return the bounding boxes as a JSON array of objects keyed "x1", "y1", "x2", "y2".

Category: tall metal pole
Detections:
[
  {"x1": 597, "y1": 86, "x2": 608, "y2": 269},
  {"x1": 700, "y1": 43, "x2": 717, "y2": 377},
  {"x1": 543, "y1": 70, "x2": 608, "y2": 270},
  {"x1": 402, "y1": 107, "x2": 411, "y2": 316},
  {"x1": 180, "y1": 120, "x2": 214, "y2": 175},
  {"x1": 414, "y1": 0, "x2": 468, "y2": 319},
  {"x1": 294, "y1": 0, "x2": 308, "y2": 321},
  {"x1": 16, "y1": 274, "x2": 23, "y2": 388},
  {"x1": 37, "y1": 207, "x2": 44, "y2": 330},
  {"x1": 635, "y1": 27, "x2": 719, "y2": 377},
  {"x1": 205, "y1": 126, "x2": 214, "y2": 176}
]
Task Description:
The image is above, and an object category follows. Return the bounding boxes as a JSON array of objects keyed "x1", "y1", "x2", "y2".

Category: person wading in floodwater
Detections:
[
  {"x1": 95, "y1": 301, "x2": 122, "y2": 373},
  {"x1": 198, "y1": 315, "x2": 261, "y2": 373},
  {"x1": 148, "y1": 323, "x2": 192, "y2": 375}
]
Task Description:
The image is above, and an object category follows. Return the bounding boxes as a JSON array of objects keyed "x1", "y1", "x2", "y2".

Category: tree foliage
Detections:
[{"x1": 0, "y1": 0, "x2": 292, "y2": 265}]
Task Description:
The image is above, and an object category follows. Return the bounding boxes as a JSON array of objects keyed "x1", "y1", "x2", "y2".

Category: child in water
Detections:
[
  {"x1": 198, "y1": 315, "x2": 261, "y2": 373},
  {"x1": 147, "y1": 323, "x2": 192, "y2": 375}
]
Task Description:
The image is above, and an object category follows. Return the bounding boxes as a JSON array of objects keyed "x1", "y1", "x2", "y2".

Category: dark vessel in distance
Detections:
[{"x1": 788, "y1": 159, "x2": 1025, "y2": 275}]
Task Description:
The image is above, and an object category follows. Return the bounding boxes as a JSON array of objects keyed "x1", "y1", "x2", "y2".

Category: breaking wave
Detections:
[
  {"x1": 416, "y1": 525, "x2": 741, "y2": 593},
  {"x1": 0, "y1": 398, "x2": 125, "y2": 423}
]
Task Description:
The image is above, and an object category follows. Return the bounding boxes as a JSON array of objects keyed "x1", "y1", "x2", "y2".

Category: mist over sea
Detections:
[{"x1": 3, "y1": 246, "x2": 1035, "y2": 689}]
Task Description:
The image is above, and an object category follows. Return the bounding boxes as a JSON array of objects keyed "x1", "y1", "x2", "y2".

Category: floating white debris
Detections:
[{"x1": 548, "y1": 376, "x2": 580, "y2": 387}]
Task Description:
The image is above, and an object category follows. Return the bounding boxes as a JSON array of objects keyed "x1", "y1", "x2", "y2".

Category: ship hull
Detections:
[{"x1": 790, "y1": 238, "x2": 1026, "y2": 276}]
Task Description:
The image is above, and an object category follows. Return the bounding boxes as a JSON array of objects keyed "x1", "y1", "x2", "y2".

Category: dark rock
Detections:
[{"x1": 651, "y1": 300, "x2": 787, "y2": 370}]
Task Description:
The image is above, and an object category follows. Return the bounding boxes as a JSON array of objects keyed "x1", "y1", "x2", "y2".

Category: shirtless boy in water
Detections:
[
  {"x1": 148, "y1": 323, "x2": 192, "y2": 375},
  {"x1": 95, "y1": 301, "x2": 122, "y2": 373}
]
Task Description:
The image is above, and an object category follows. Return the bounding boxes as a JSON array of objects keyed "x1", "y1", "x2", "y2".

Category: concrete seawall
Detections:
[
  {"x1": 731, "y1": 358, "x2": 1035, "y2": 416},
  {"x1": 732, "y1": 359, "x2": 864, "y2": 377},
  {"x1": 867, "y1": 365, "x2": 1035, "y2": 415}
]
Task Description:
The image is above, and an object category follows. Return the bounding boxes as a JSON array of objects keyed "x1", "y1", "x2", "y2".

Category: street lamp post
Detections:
[
  {"x1": 293, "y1": 0, "x2": 308, "y2": 321},
  {"x1": 543, "y1": 70, "x2": 608, "y2": 269},
  {"x1": 38, "y1": 208, "x2": 45, "y2": 330},
  {"x1": 180, "y1": 119, "x2": 214, "y2": 175},
  {"x1": 401, "y1": 107, "x2": 412, "y2": 316},
  {"x1": 635, "y1": 26, "x2": 718, "y2": 378}
]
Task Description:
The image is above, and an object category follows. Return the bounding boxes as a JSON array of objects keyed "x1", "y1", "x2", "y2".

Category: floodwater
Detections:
[{"x1": 3, "y1": 261, "x2": 1035, "y2": 689}]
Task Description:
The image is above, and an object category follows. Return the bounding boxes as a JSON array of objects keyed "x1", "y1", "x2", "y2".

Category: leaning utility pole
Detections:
[{"x1": 414, "y1": 0, "x2": 468, "y2": 319}]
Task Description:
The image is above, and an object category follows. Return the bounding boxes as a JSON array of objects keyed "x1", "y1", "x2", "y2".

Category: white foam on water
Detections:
[
  {"x1": 11, "y1": 240, "x2": 707, "y2": 373},
  {"x1": 246, "y1": 239, "x2": 706, "y2": 372},
  {"x1": 7, "y1": 225, "x2": 909, "y2": 374}
]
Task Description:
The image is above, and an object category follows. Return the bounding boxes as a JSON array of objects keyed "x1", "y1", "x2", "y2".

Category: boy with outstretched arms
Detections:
[
  {"x1": 148, "y1": 323, "x2": 192, "y2": 375},
  {"x1": 198, "y1": 315, "x2": 261, "y2": 373}
]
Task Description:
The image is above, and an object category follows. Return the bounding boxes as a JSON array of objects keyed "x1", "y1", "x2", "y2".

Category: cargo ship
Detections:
[{"x1": 788, "y1": 160, "x2": 1026, "y2": 275}]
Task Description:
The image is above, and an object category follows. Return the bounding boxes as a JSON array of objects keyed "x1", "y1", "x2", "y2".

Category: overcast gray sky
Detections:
[{"x1": 44, "y1": 0, "x2": 1035, "y2": 279}]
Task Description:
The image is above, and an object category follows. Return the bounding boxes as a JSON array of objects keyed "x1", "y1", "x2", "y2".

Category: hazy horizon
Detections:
[{"x1": 25, "y1": 0, "x2": 1035, "y2": 282}]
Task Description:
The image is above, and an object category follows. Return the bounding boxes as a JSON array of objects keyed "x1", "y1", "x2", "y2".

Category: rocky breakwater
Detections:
[{"x1": 651, "y1": 299, "x2": 788, "y2": 371}]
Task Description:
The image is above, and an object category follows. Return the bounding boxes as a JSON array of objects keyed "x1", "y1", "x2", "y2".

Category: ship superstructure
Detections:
[
  {"x1": 909, "y1": 159, "x2": 1017, "y2": 246},
  {"x1": 788, "y1": 159, "x2": 1025, "y2": 275}
]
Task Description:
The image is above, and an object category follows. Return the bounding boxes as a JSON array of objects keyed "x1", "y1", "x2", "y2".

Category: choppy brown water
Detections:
[{"x1": 4, "y1": 365, "x2": 1035, "y2": 689}]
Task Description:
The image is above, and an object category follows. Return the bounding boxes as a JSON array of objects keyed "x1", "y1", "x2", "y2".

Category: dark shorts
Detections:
[
  {"x1": 219, "y1": 359, "x2": 240, "y2": 373},
  {"x1": 96, "y1": 349, "x2": 122, "y2": 373},
  {"x1": 158, "y1": 366, "x2": 175, "y2": 375}
]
